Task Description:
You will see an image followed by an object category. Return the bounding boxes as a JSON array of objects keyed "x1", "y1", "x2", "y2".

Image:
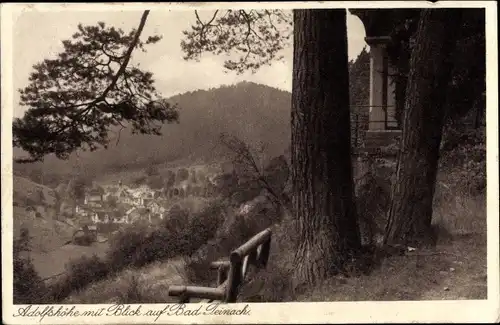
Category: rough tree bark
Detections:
[
  {"x1": 384, "y1": 9, "x2": 464, "y2": 247},
  {"x1": 291, "y1": 9, "x2": 361, "y2": 287}
]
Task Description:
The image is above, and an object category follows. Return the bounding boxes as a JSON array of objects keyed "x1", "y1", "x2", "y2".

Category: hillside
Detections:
[
  {"x1": 12, "y1": 176, "x2": 76, "y2": 252},
  {"x1": 13, "y1": 82, "x2": 291, "y2": 183},
  {"x1": 13, "y1": 175, "x2": 57, "y2": 208}
]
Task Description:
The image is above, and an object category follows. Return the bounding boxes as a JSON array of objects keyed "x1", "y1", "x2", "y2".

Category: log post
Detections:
[
  {"x1": 217, "y1": 265, "x2": 228, "y2": 286},
  {"x1": 225, "y1": 252, "x2": 243, "y2": 303},
  {"x1": 258, "y1": 237, "x2": 271, "y2": 267},
  {"x1": 179, "y1": 293, "x2": 190, "y2": 304},
  {"x1": 248, "y1": 248, "x2": 258, "y2": 265}
]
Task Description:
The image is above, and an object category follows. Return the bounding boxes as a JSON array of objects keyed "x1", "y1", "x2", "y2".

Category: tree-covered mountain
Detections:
[
  {"x1": 13, "y1": 46, "x2": 371, "y2": 186},
  {"x1": 14, "y1": 82, "x2": 292, "y2": 184}
]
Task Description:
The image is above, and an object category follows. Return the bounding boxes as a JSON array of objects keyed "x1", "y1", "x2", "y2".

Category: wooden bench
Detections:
[{"x1": 168, "y1": 227, "x2": 272, "y2": 303}]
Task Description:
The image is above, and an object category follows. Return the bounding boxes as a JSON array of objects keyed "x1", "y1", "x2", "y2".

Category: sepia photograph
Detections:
[{"x1": 1, "y1": 1, "x2": 498, "y2": 324}]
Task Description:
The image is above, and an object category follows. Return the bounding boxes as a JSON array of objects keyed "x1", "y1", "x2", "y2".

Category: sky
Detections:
[{"x1": 11, "y1": 9, "x2": 368, "y2": 118}]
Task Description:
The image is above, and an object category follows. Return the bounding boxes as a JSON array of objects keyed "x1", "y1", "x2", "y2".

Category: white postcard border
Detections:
[{"x1": 2, "y1": 1, "x2": 498, "y2": 324}]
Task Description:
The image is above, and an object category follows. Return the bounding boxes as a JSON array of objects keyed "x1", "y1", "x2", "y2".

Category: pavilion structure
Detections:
[{"x1": 350, "y1": 9, "x2": 403, "y2": 152}]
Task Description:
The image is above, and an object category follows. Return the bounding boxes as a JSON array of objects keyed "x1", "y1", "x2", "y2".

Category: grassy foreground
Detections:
[{"x1": 64, "y1": 190, "x2": 486, "y2": 303}]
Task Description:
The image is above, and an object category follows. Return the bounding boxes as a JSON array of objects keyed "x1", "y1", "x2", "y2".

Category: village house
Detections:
[
  {"x1": 142, "y1": 191, "x2": 155, "y2": 206},
  {"x1": 130, "y1": 188, "x2": 155, "y2": 206},
  {"x1": 25, "y1": 206, "x2": 36, "y2": 219},
  {"x1": 91, "y1": 211, "x2": 110, "y2": 224},
  {"x1": 84, "y1": 186, "x2": 104, "y2": 206},
  {"x1": 146, "y1": 199, "x2": 168, "y2": 216},
  {"x1": 126, "y1": 206, "x2": 152, "y2": 223},
  {"x1": 103, "y1": 192, "x2": 114, "y2": 202},
  {"x1": 112, "y1": 213, "x2": 129, "y2": 224},
  {"x1": 25, "y1": 205, "x2": 50, "y2": 220},
  {"x1": 75, "y1": 204, "x2": 89, "y2": 217},
  {"x1": 116, "y1": 188, "x2": 134, "y2": 205}
]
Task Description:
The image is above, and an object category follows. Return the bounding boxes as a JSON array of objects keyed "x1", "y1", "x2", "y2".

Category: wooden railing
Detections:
[{"x1": 168, "y1": 227, "x2": 272, "y2": 303}]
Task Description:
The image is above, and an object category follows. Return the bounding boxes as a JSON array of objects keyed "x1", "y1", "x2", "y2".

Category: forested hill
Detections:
[{"x1": 14, "y1": 82, "x2": 292, "y2": 182}]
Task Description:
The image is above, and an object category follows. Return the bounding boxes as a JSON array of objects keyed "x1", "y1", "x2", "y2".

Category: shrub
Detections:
[
  {"x1": 67, "y1": 255, "x2": 109, "y2": 288},
  {"x1": 147, "y1": 175, "x2": 164, "y2": 190},
  {"x1": 13, "y1": 230, "x2": 47, "y2": 304},
  {"x1": 238, "y1": 216, "x2": 298, "y2": 302},
  {"x1": 440, "y1": 117, "x2": 486, "y2": 195},
  {"x1": 107, "y1": 223, "x2": 155, "y2": 271},
  {"x1": 131, "y1": 175, "x2": 147, "y2": 187},
  {"x1": 164, "y1": 170, "x2": 176, "y2": 189},
  {"x1": 145, "y1": 164, "x2": 159, "y2": 177},
  {"x1": 47, "y1": 254, "x2": 110, "y2": 302},
  {"x1": 73, "y1": 233, "x2": 94, "y2": 246},
  {"x1": 107, "y1": 199, "x2": 225, "y2": 273},
  {"x1": 184, "y1": 256, "x2": 216, "y2": 286},
  {"x1": 116, "y1": 274, "x2": 147, "y2": 304},
  {"x1": 439, "y1": 141, "x2": 486, "y2": 195},
  {"x1": 13, "y1": 256, "x2": 46, "y2": 304},
  {"x1": 355, "y1": 169, "x2": 391, "y2": 246},
  {"x1": 177, "y1": 168, "x2": 189, "y2": 182},
  {"x1": 183, "y1": 201, "x2": 226, "y2": 253}
]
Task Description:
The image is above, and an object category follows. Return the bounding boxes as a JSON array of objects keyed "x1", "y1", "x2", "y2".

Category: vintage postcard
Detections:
[{"x1": 1, "y1": 1, "x2": 498, "y2": 324}]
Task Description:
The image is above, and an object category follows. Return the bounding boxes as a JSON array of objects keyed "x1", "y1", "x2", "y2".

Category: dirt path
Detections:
[
  {"x1": 419, "y1": 235, "x2": 487, "y2": 300},
  {"x1": 296, "y1": 234, "x2": 487, "y2": 302}
]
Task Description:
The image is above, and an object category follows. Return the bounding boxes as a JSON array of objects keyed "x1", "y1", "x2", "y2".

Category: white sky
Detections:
[{"x1": 11, "y1": 9, "x2": 368, "y2": 118}]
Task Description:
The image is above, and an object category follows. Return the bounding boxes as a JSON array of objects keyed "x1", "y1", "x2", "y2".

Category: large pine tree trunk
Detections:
[
  {"x1": 291, "y1": 9, "x2": 361, "y2": 287},
  {"x1": 384, "y1": 9, "x2": 463, "y2": 247}
]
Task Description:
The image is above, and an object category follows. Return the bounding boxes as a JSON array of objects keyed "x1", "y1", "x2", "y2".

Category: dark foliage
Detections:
[
  {"x1": 181, "y1": 10, "x2": 292, "y2": 73},
  {"x1": 145, "y1": 164, "x2": 160, "y2": 177},
  {"x1": 176, "y1": 168, "x2": 190, "y2": 182},
  {"x1": 46, "y1": 255, "x2": 110, "y2": 302},
  {"x1": 386, "y1": 8, "x2": 485, "y2": 125},
  {"x1": 13, "y1": 229, "x2": 47, "y2": 304},
  {"x1": 13, "y1": 11, "x2": 178, "y2": 163},
  {"x1": 146, "y1": 175, "x2": 164, "y2": 190},
  {"x1": 107, "y1": 200, "x2": 225, "y2": 271},
  {"x1": 349, "y1": 47, "x2": 370, "y2": 110}
]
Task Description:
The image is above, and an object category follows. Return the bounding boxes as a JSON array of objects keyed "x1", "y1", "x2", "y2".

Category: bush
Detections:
[
  {"x1": 67, "y1": 255, "x2": 109, "y2": 288},
  {"x1": 147, "y1": 175, "x2": 164, "y2": 190},
  {"x1": 177, "y1": 168, "x2": 189, "y2": 182},
  {"x1": 13, "y1": 231, "x2": 47, "y2": 304},
  {"x1": 73, "y1": 233, "x2": 94, "y2": 246},
  {"x1": 145, "y1": 164, "x2": 159, "y2": 177},
  {"x1": 439, "y1": 138, "x2": 486, "y2": 195},
  {"x1": 184, "y1": 256, "x2": 217, "y2": 287},
  {"x1": 13, "y1": 256, "x2": 46, "y2": 304},
  {"x1": 238, "y1": 216, "x2": 298, "y2": 302},
  {"x1": 107, "y1": 223, "x2": 156, "y2": 271},
  {"x1": 116, "y1": 274, "x2": 149, "y2": 304},
  {"x1": 164, "y1": 170, "x2": 176, "y2": 189},
  {"x1": 131, "y1": 175, "x2": 147, "y2": 187},
  {"x1": 355, "y1": 169, "x2": 391, "y2": 246},
  {"x1": 107, "y1": 199, "x2": 225, "y2": 273},
  {"x1": 47, "y1": 254, "x2": 110, "y2": 302},
  {"x1": 440, "y1": 115, "x2": 486, "y2": 195}
]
